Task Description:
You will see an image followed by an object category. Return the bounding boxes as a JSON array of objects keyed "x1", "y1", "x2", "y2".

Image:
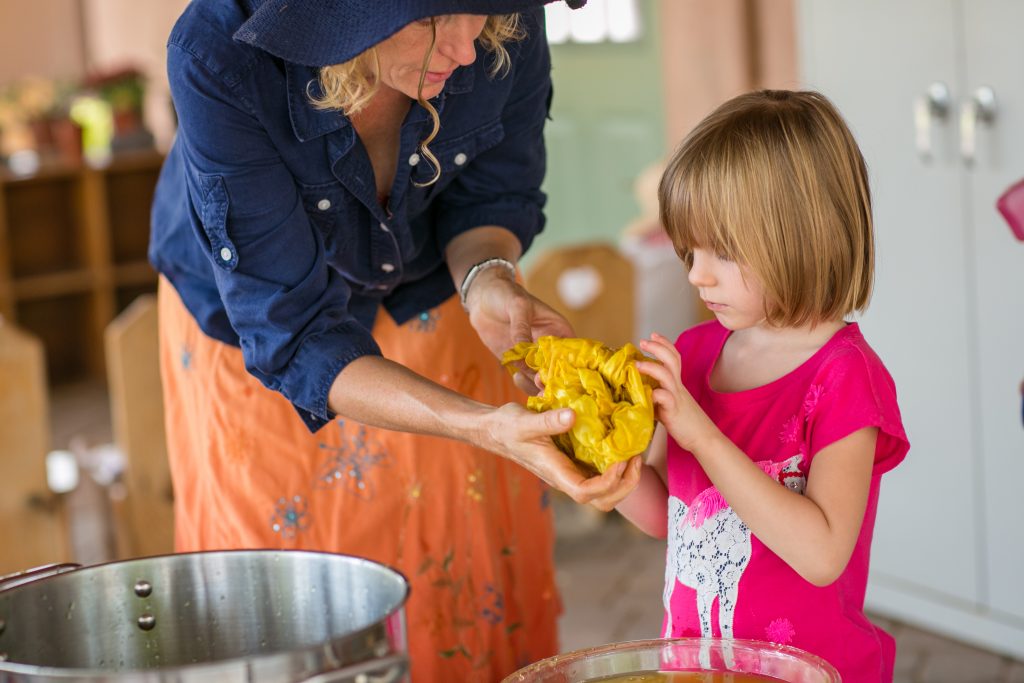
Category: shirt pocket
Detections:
[
  {"x1": 295, "y1": 181, "x2": 371, "y2": 282},
  {"x1": 408, "y1": 118, "x2": 506, "y2": 205},
  {"x1": 296, "y1": 182, "x2": 356, "y2": 251},
  {"x1": 195, "y1": 173, "x2": 238, "y2": 272}
]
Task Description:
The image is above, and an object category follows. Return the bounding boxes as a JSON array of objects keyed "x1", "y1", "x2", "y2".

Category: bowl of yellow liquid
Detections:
[{"x1": 502, "y1": 639, "x2": 841, "y2": 682}]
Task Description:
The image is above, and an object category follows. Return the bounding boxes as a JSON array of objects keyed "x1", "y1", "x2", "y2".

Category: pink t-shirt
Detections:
[{"x1": 662, "y1": 321, "x2": 909, "y2": 683}]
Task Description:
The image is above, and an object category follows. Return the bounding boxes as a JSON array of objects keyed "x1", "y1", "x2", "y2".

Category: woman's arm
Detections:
[
  {"x1": 434, "y1": 9, "x2": 565, "y2": 372},
  {"x1": 445, "y1": 225, "x2": 521, "y2": 294},
  {"x1": 329, "y1": 354, "x2": 640, "y2": 503},
  {"x1": 614, "y1": 424, "x2": 670, "y2": 538},
  {"x1": 445, "y1": 226, "x2": 574, "y2": 371}
]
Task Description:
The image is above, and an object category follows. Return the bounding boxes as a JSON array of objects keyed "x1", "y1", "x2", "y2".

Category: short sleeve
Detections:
[
  {"x1": 675, "y1": 321, "x2": 729, "y2": 395},
  {"x1": 804, "y1": 343, "x2": 909, "y2": 475}
]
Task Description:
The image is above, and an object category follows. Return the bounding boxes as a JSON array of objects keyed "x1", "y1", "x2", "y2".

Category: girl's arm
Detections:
[
  {"x1": 613, "y1": 424, "x2": 670, "y2": 538},
  {"x1": 687, "y1": 425, "x2": 876, "y2": 586},
  {"x1": 637, "y1": 334, "x2": 876, "y2": 586}
]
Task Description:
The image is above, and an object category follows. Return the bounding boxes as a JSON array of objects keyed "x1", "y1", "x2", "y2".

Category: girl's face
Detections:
[
  {"x1": 374, "y1": 14, "x2": 488, "y2": 100},
  {"x1": 687, "y1": 248, "x2": 766, "y2": 330}
]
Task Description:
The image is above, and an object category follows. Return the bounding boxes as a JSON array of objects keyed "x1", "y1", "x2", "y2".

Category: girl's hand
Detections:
[
  {"x1": 587, "y1": 456, "x2": 644, "y2": 512},
  {"x1": 465, "y1": 269, "x2": 573, "y2": 394},
  {"x1": 483, "y1": 403, "x2": 639, "y2": 505},
  {"x1": 636, "y1": 333, "x2": 717, "y2": 452}
]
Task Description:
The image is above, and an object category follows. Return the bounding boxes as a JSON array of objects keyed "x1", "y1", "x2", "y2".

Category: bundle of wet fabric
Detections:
[{"x1": 502, "y1": 336, "x2": 656, "y2": 473}]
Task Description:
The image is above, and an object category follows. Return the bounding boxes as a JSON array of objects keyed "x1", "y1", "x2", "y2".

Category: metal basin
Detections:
[
  {"x1": 0, "y1": 550, "x2": 408, "y2": 682},
  {"x1": 503, "y1": 638, "x2": 841, "y2": 682}
]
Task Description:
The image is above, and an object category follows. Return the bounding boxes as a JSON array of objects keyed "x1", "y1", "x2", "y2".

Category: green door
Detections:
[{"x1": 530, "y1": 0, "x2": 666, "y2": 262}]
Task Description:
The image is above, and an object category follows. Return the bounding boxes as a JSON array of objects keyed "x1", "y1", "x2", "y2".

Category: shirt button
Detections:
[
  {"x1": 379, "y1": 222, "x2": 390, "y2": 232},
  {"x1": 317, "y1": 198, "x2": 331, "y2": 211},
  {"x1": 453, "y1": 152, "x2": 468, "y2": 166},
  {"x1": 219, "y1": 247, "x2": 233, "y2": 262},
  {"x1": 408, "y1": 153, "x2": 421, "y2": 166},
  {"x1": 380, "y1": 263, "x2": 395, "y2": 273}
]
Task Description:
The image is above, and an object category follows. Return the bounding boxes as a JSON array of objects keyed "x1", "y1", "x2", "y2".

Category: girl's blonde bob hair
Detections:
[{"x1": 659, "y1": 89, "x2": 874, "y2": 328}]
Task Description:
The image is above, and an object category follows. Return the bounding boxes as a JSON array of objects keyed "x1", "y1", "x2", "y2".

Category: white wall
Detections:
[{"x1": 0, "y1": 1, "x2": 86, "y2": 83}]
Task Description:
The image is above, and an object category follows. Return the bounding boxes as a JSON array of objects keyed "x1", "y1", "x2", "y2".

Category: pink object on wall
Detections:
[{"x1": 996, "y1": 178, "x2": 1024, "y2": 241}]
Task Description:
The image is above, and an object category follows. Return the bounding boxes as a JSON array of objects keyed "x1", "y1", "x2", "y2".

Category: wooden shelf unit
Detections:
[{"x1": 0, "y1": 151, "x2": 164, "y2": 384}]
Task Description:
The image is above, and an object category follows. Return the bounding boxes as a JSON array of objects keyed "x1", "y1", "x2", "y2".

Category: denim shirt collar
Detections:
[
  {"x1": 286, "y1": 63, "x2": 354, "y2": 144},
  {"x1": 235, "y1": 0, "x2": 343, "y2": 143}
]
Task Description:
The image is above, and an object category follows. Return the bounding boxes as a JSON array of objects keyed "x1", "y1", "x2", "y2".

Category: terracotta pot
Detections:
[{"x1": 48, "y1": 117, "x2": 83, "y2": 164}]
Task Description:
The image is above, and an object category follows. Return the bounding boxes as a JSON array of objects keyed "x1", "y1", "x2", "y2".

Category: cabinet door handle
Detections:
[
  {"x1": 914, "y1": 82, "x2": 950, "y2": 162},
  {"x1": 960, "y1": 85, "x2": 997, "y2": 166}
]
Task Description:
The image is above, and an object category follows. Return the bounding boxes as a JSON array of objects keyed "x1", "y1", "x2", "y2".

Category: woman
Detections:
[{"x1": 149, "y1": 0, "x2": 636, "y2": 680}]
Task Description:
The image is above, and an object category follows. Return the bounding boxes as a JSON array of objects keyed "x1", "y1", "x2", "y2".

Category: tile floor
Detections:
[{"x1": 49, "y1": 381, "x2": 1024, "y2": 682}]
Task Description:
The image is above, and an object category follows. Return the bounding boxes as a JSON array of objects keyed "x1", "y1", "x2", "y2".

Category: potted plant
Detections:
[
  {"x1": 14, "y1": 77, "x2": 58, "y2": 153},
  {"x1": 85, "y1": 66, "x2": 151, "y2": 148},
  {"x1": 45, "y1": 80, "x2": 84, "y2": 164}
]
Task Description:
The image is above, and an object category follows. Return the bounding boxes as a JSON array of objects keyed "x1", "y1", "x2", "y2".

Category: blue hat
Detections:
[{"x1": 235, "y1": 0, "x2": 586, "y2": 67}]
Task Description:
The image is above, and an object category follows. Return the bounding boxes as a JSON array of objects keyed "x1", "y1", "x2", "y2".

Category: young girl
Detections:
[{"x1": 615, "y1": 90, "x2": 910, "y2": 682}]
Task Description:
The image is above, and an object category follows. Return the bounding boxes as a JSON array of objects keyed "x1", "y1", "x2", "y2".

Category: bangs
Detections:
[{"x1": 658, "y1": 144, "x2": 746, "y2": 268}]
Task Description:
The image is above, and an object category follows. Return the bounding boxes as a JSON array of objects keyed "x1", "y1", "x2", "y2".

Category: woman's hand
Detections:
[
  {"x1": 482, "y1": 402, "x2": 642, "y2": 505},
  {"x1": 635, "y1": 333, "x2": 718, "y2": 452},
  {"x1": 465, "y1": 268, "x2": 573, "y2": 394}
]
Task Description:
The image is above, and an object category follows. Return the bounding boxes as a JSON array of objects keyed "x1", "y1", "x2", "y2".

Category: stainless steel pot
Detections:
[{"x1": 0, "y1": 550, "x2": 409, "y2": 683}]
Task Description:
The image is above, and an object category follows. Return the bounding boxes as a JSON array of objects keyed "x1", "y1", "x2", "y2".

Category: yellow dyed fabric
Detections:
[{"x1": 502, "y1": 336, "x2": 656, "y2": 473}]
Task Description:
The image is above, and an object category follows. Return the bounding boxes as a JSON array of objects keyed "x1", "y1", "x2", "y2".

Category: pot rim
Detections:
[{"x1": 0, "y1": 549, "x2": 411, "y2": 680}]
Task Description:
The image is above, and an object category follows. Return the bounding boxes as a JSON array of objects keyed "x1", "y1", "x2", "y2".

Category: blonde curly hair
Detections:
[{"x1": 310, "y1": 15, "x2": 524, "y2": 187}]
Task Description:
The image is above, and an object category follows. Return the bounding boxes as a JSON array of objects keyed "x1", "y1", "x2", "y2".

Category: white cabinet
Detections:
[{"x1": 798, "y1": 0, "x2": 1024, "y2": 659}]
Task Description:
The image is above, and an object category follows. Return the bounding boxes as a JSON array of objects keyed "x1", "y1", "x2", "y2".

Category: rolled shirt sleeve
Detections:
[{"x1": 167, "y1": 43, "x2": 380, "y2": 432}]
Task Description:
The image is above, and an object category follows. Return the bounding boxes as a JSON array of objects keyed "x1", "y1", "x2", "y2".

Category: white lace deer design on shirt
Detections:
[{"x1": 663, "y1": 454, "x2": 806, "y2": 640}]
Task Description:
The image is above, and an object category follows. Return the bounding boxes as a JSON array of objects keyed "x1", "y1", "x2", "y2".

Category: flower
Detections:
[
  {"x1": 14, "y1": 77, "x2": 57, "y2": 119},
  {"x1": 84, "y1": 66, "x2": 147, "y2": 113},
  {"x1": 802, "y1": 384, "x2": 825, "y2": 417},
  {"x1": 765, "y1": 617, "x2": 796, "y2": 644},
  {"x1": 778, "y1": 414, "x2": 801, "y2": 443}
]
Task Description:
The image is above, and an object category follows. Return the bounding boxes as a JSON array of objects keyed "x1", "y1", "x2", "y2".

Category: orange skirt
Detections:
[{"x1": 157, "y1": 278, "x2": 560, "y2": 682}]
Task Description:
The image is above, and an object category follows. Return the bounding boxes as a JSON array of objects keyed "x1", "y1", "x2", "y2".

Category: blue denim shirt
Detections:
[{"x1": 150, "y1": 0, "x2": 551, "y2": 432}]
